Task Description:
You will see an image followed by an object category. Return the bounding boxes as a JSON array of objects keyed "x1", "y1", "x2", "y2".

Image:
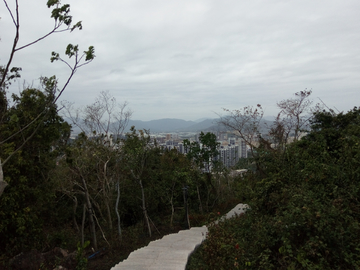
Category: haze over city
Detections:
[{"x1": 1, "y1": 0, "x2": 359, "y2": 121}]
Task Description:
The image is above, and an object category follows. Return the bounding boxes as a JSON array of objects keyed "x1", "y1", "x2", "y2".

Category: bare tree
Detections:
[
  {"x1": 218, "y1": 104, "x2": 264, "y2": 158},
  {"x1": 218, "y1": 91, "x2": 321, "y2": 174},
  {"x1": 60, "y1": 92, "x2": 131, "y2": 240},
  {"x1": 63, "y1": 91, "x2": 132, "y2": 143},
  {"x1": 276, "y1": 89, "x2": 316, "y2": 143},
  {"x1": 123, "y1": 127, "x2": 153, "y2": 237}
]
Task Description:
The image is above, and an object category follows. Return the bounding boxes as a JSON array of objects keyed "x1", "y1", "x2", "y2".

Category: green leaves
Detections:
[
  {"x1": 0, "y1": 86, "x2": 69, "y2": 254},
  {"x1": 0, "y1": 0, "x2": 95, "y2": 258},
  {"x1": 188, "y1": 108, "x2": 360, "y2": 269},
  {"x1": 65, "y1": 44, "x2": 79, "y2": 58},
  {"x1": 50, "y1": 3, "x2": 72, "y2": 25},
  {"x1": 9, "y1": 114, "x2": 18, "y2": 123},
  {"x1": 71, "y1": 21, "x2": 83, "y2": 32},
  {"x1": 46, "y1": 1, "x2": 84, "y2": 50},
  {"x1": 46, "y1": 0, "x2": 59, "y2": 8},
  {"x1": 51, "y1": 44, "x2": 95, "y2": 68},
  {"x1": 84, "y1": 46, "x2": 95, "y2": 61},
  {"x1": 45, "y1": 1, "x2": 90, "y2": 68},
  {"x1": 0, "y1": 66, "x2": 22, "y2": 90},
  {"x1": 184, "y1": 132, "x2": 220, "y2": 172},
  {"x1": 50, "y1": 51, "x2": 60, "y2": 62}
]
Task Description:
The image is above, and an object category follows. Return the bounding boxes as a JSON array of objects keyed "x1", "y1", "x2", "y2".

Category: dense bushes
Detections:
[
  {"x1": 0, "y1": 88, "x2": 70, "y2": 255},
  {"x1": 0, "y1": 109, "x2": 239, "y2": 266},
  {"x1": 187, "y1": 108, "x2": 360, "y2": 269}
]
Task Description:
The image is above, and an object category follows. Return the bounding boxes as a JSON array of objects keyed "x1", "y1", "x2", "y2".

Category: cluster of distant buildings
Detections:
[
  {"x1": 153, "y1": 131, "x2": 248, "y2": 168},
  {"x1": 72, "y1": 130, "x2": 249, "y2": 169}
]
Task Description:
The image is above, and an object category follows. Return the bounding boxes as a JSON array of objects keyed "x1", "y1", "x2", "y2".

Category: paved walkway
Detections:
[{"x1": 111, "y1": 203, "x2": 249, "y2": 270}]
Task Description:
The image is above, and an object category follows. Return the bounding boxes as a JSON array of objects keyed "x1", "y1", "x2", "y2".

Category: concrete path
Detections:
[{"x1": 111, "y1": 203, "x2": 249, "y2": 270}]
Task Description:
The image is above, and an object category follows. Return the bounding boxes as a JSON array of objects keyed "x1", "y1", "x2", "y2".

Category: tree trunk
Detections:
[
  {"x1": 169, "y1": 182, "x2": 175, "y2": 228},
  {"x1": 81, "y1": 203, "x2": 86, "y2": 246},
  {"x1": 139, "y1": 179, "x2": 151, "y2": 237},
  {"x1": 81, "y1": 175, "x2": 98, "y2": 250},
  {"x1": 183, "y1": 186, "x2": 190, "y2": 229},
  {"x1": 115, "y1": 181, "x2": 122, "y2": 239},
  {"x1": 73, "y1": 196, "x2": 79, "y2": 233},
  {"x1": 105, "y1": 198, "x2": 113, "y2": 230},
  {"x1": 196, "y1": 185, "x2": 203, "y2": 214},
  {"x1": 0, "y1": 160, "x2": 8, "y2": 198},
  {"x1": 170, "y1": 197, "x2": 174, "y2": 228},
  {"x1": 102, "y1": 161, "x2": 113, "y2": 230}
]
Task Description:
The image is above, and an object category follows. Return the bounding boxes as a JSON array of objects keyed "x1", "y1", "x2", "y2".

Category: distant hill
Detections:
[
  {"x1": 126, "y1": 118, "x2": 274, "y2": 133},
  {"x1": 177, "y1": 119, "x2": 218, "y2": 132},
  {"x1": 194, "y1": 117, "x2": 212, "y2": 123},
  {"x1": 126, "y1": 118, "x2": 196, "y2": 133},
  {"x1": 70, "y1": 117, "x2": 276, "y2": 135}
]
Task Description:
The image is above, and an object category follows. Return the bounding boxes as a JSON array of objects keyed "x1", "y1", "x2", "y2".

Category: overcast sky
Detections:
[{"x1": 1, "y1": 0, "x2": 360, "y2": 121}]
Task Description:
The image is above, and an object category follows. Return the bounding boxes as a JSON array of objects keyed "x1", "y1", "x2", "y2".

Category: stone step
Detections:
[{"x1": 111, "y1": 203, "x2": 248, "y2": 270}]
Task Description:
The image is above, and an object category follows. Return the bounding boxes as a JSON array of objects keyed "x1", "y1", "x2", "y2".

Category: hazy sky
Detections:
[{"x1": 1, "y1": 0, "x2": 359, "y2": 121}]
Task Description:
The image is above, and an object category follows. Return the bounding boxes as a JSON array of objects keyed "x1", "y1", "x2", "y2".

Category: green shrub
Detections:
[{"x1": 188, "y1": 108, "x2": 360, "y2": 269}]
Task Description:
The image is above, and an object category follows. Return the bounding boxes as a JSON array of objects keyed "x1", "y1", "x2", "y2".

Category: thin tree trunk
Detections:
[
  {"x1": 139, "y1": 179, "x2": 151, "y2": 237},
  {"x1": 81, "y1": 203, "x2": 86, "y2": 246},
  {"x1": 102, "y1": 160, "x2": 113, "y2": 230},
  {"x1": 0, "y1": 160, "x2": 8, "y2": 198},
  {"x1": 73, "y1": 196, "x2": 79, "y2": 233},
  {"x1": 115, "y1": 181, "x2": 122, "y2": 239},
  {"x1": 183, "y1": 186, "x2": 190, "y2": 229},
  {"x1": 91, "y1": 197, "x2": 106, "y2": 224},
  {"x1": 105, "y1": 198, "x2": 113, "y2": 230},
  {"x1": 170, "y1": 197, "x2": 174, "y2": 228},
  {"x1": 169, "y1": 182, "x2": 175, "y2": 228},
  {"x1": 206, "y1": 188, "x2": 210, "y2": 212},
  {"x1": 196, "y1": 185, "x2": 203, "y2": 214},
  {"x1": 81, "y1": 175, "x2": 98, "y2": 249}
]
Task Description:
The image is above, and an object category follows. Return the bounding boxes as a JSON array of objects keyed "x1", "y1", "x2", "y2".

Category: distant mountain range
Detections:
[
  {"x1": 125, "y1": 117, "x2": 274, "y2": 133},
  {"x1": 70, "y1": 117, "x2": 275, "y2": 135},
  {"x1": 126, "y1": 118, "x2": 219, "y2": 133}
]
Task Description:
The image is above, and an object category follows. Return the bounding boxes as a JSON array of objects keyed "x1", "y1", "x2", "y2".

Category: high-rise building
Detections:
[
  {"x1": 173, "y1": 132, "x2": 248, "y2": 168},
  {"x1": 215, "y1": 139, "x2": 247, "y2": 168},
  {"x1": 239, "y1": 139, "x2": 247, "y2": 158},
  {"x1": 178, "y1": 142, "x2": 184, "y2": 154}
]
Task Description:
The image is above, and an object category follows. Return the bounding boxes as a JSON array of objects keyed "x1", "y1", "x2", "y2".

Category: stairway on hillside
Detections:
[{"x1": 111, "y1": 203, "x2": 248, "y2": 270}]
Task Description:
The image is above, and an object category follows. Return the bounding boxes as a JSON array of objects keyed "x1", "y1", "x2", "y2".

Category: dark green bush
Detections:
[{"x1": 187, "y1": 108, "x2": 360, "y2": 270}]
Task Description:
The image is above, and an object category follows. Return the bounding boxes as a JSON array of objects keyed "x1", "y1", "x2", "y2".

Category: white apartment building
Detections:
[
  {"x1": 160, "y1": 133, "x2": 248, "y2": 168},
  {"x1": 213, "y1": 136, "x2": 248, "y2": 168}
]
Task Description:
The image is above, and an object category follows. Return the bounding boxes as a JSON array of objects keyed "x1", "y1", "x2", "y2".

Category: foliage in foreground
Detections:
[{"x1": 187, "y1": 107, "x2": 360, "y2": 270}]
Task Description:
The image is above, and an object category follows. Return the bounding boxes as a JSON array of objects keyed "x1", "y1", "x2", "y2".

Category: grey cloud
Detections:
[{"x1": 1, "y1": 0, "x2": 359, "y2": 121}]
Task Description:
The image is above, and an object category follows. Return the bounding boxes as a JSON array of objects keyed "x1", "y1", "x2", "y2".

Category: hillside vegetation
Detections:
[
  {"x1": 187, "y1": 107, "x2": 360, "y2": 269},
  {"x1": 0, "y1": 90, "x2": 241, "y2": 269}
]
